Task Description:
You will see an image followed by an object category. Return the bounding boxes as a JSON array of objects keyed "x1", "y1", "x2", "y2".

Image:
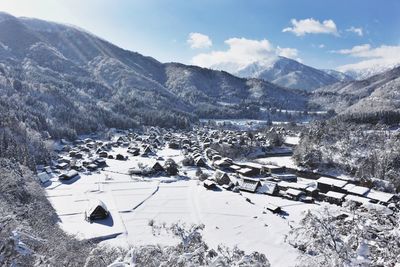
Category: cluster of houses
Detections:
[{"x1": 36, "y1": 126, "x2": 398, "y2": 222}]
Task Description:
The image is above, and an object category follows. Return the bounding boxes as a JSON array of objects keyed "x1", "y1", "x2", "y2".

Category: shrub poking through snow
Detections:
[{"x1": 109, "y1": 222, "x2": 270, "y2": 266}]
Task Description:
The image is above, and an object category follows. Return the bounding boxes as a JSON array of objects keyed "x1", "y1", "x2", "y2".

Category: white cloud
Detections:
[
  {"x1": 282, "y1": 18, "x2": 338, "y2": 36},
  {"x1": 346, "y1": 26, "x2": 363, "y2": 36},
  {"x1": 191, "y1": 37, "x2": 299, "y2": 73},
  {"x1": 276, "y1": 46, "x2": 298, "y2": 59},
  {"x1": 336, "y1": 44, "x2": 400, "y2": 74},
  {"x1": 319, "y1": 44, "x2": 325, "y2": 48},
  {"x1": 187, "y1": 32, "x2": 212, "y2": 49},
  {"x1": 334, "y1": 44, "x2": 371, "y2": 55}
]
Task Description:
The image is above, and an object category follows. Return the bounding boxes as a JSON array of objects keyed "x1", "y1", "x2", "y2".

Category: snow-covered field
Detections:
[
  {"x1": 44, "y1": 146, "x2": 327, "y2": 266},
  {"x1": 256, "y1": 156, "x2": 297, "y2": 169}
]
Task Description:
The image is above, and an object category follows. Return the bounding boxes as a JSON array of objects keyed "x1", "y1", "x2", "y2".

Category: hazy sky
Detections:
[{"x1": 0, "y1": 0, "x2": 399, "y2": 71}]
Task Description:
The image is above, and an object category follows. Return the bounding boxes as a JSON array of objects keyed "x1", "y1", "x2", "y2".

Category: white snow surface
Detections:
[{"x1": 44, "y1": 146, "x2": 331, "y2": 266}]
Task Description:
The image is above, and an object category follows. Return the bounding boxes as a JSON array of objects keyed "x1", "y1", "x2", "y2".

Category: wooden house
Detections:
[
  {"x1": 285, "y1": 188, "x2": 305, "y2": 201},
  {"x1": 142, "y1": 145, "x2": 154, "y2": 156},
  {"x1": 237, "y1": 167, "x2": 258, "y2": 177},
  {"x1": 85, "y1": 199, "x2": 109, "y2": 221},
  {"x1": 323, "y1": 191, "x2": 346, "y2": 205},
  {"x1": 37, "y1": 172, "x2": 50, "y2": 184},
  {"x1": 194, "y1": 157, "x2": 207, "y2": 167},
  {"x1": 239, "y1": 178, "x2": 261, "y2": 193},
  {"x1": 214, "y1": 170, "x2": 231, "y2": 185},
  {"x1": 127, "y1": 147, "x2": 140, "y2": 156},
  {"x1": 257, "y1": 181, "x2": 279, "y2": 195},
  {"x1": 365, "y1": 190, "x2": 395, "y2": 206},
  {"x1": 59, "y1": 170, "x2": 79, "y2": 180},
  {"x1": 151, "y1": 161, "x2": 165, "y2": 173},
  {"x1": 317, "y1": 177, "x2": 348, "y2": 193}
]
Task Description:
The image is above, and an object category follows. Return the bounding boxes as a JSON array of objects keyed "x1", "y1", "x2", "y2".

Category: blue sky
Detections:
[{"x1": 0, "y1": 0, "x2": 399, "y2": 71}]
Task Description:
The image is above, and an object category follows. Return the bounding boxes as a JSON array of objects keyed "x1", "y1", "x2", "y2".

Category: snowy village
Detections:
[
  {"x1": 34, "y1": 124, "x2": 399, "y2": 266},
  {"x1": 1, "y1": 1, "x2": 400, "y2": 266}
]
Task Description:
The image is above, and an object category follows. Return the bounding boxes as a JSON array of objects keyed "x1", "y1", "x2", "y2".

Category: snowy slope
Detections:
[
  {"x1": 0, "y1": 11, "x2": 309, "y2": 125},
  {"x1": 322, "y1": 69, "x2": 354, "y2": 82},
  {"x1": 311, "y1": 66, "x2": 400, "y2": 112}
]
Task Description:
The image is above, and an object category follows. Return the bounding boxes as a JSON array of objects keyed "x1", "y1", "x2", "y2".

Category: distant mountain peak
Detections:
[{"x1": 234, "y1": 57, "x2": 340, "y2": 91}]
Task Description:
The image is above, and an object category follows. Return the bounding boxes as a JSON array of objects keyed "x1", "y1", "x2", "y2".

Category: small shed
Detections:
[
  {"x1": 204, "y1": 179, "x2": 217, "y2": 190},
  {"x1": 265, "y1": 203, "x2": 281, "y2": 214},
  {"x1": 116, "y1": 154, "x2": 126, "y2": 160},
  {"x1": 85, "y1": 199, "x2": 109, "y2": 221}
]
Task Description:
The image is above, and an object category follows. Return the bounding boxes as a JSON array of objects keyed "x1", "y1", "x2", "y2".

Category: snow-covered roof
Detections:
[
  {"x1": 37, "y1": 172, "x2": 50, "y2": 183},
  {"x1": 86, "y1": 199, "x2": 108, "y2": 215},
  {"x1": 237, "y1": 167, "x2": 253, "y2": 174},
  {"x1": 241, "y1": 162, "x2": 263, "y2": 169},
  {"x1": 240, "y1": 178, "x2": 260, "y2": 192},
  {"x1": 263, "y1": 164, "x2": 283, "y2": 169},
  {"x1": 317, "y1": 177, "x2": 348, "y2": 188},
  {"x1": 257, "y1": 181, "x2": 277, "y2": 194},
  {"x1": 366, "y1": 190, "x2": 394, "y2": 203},
  {"x1": 343, "y1": 184, "x2": 370, "y2": 196},
  {"x1": 286, "y1": 188, "x2": 303, "y2": 197},
  {"x1": 278, "y1": 181, "x2": 308, "y2": 190},
  {"x1": 325, "y1": 191, "x2": 346, "y2": 199}
]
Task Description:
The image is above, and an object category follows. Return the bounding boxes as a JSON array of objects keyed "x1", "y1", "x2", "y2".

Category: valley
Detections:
[{"x1": 0, "y1": 6, "x2": 399, "y2": 267}]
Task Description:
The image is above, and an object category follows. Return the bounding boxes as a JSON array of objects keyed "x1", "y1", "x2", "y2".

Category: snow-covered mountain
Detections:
[
  {"x1": 0, "y1": 12, "x2": 309, "y2": 134},
  {"x1": 322, "y1": 69, "x2": 354, "y2": 82},
  {"x1": 311, "y1": 66, "x2": 400, "y2": 113},
  {"x1": 234, "y1": 57, "x2": 341, "y2": 91},
  {"x1": 338, "y1": 62, "x2": 400, "y2": 80}
]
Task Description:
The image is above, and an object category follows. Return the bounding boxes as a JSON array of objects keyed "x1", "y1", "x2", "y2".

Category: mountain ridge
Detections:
[{"x1": 234, "y1": 56, "x2": 343, "y2": 91}]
